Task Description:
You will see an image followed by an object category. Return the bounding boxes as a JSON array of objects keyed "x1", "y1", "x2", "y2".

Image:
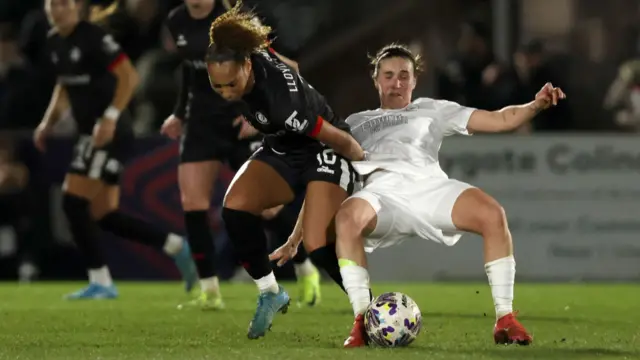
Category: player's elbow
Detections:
[{"x1": 112, "y1": 58, "x2": 140, "y2": 92}]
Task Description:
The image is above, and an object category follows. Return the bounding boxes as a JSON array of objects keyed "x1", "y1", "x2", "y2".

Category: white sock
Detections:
[
  {"x1": 294, "y1": 259, "x2": 316, "y2": 277},
  {"x1": 254, "y1": 272, "x2": 279, "y2": 294},
  {"x1": 162, "y1": 233, "x2": 184, "y2": 256},
  {"x1": 200, "y1": 276, "x2": 220, "y2": 295},
  {"x1": 88, "y1": 266, "x2": 113, "y2": 287},
  {"x1": 340, "y1": 263, "x2": 371, "y2": 316},
  {"x1": 485, "y1": 255, "x2": 515, "y2": 319}
]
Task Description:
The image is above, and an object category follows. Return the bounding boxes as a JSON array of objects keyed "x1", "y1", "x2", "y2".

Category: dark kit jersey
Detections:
[
  {"x1": 46, "y1": 21, "x2": 127, "y2": 135},
  {"x1": 166, "y1": 4, "x2": 232, "y2": 121},
  {"x1": 240, "y1": 49, "x2": 350, "y2": 153}
]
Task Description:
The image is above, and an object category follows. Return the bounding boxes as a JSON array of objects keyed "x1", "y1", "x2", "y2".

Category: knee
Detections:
[
  {"x1": 477, "y1": 201, "x2": 508, "y2": 236},
  {"x1": 261, "y1": 205, "x2": 284, "y2": 220},
  {"x1": 90, "y1": 201, "x2": 117, "y2": 221},
  {"x1": 223, "y1": 193, "x2": 261, "y2": 215},
  {"x1": 335, "y1": 207, "x2": 362, "y2": 237},
  {"x1": 180, "y1": 189, "x2": 211, "y2": 211},
  {"x1": 335, "y1": 200, "x2": 375, "y2": 239}
]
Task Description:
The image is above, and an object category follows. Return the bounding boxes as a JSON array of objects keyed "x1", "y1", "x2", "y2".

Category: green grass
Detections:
[{"x1": 0, "y1": 282, "x2": 638, "y2": 359}]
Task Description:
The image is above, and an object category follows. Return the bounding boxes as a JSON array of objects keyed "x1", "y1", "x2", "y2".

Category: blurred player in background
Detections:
[
  {"x1": 205, "y1": 2, "x2": 363, "y2": 339},
  {"x1": 34, "y1": 0, "x2": 198, "y2": 299},
  {"x1": 160, "y1": 0, "x2": 320, "y2": 310},
  {"x1": 328, "y1": 44, "x2": 563, "y2": 347}
]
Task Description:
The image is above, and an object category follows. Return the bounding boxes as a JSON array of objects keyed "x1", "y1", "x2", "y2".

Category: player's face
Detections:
[
  {"x1": 45, "y1": 0, "x2": 79, "y2": 30},
  {"x1": 375, "y1": 57, "x2": 416, "y2": 109},
  {"x1": 207, "y1": 59, "x2": 252, "y2": 102}
]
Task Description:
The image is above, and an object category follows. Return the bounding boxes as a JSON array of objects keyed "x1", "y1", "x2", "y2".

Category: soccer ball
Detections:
[{"x1": 364, "y1": 292, "x2": 422, "y2": 347}]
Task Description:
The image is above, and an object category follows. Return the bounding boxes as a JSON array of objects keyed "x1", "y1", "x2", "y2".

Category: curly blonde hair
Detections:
[{"x1": 207, "y1": 0, "x2": 271, "y2": 62}]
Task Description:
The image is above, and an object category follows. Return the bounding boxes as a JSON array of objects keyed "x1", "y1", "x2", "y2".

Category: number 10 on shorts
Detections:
[{"x1": 317, "y1": 148, "x2": 337, "y2": 165}]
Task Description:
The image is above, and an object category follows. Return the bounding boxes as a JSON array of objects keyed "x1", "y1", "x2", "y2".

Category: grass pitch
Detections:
[{"x1": 0, "y1": 282, "x2": 638, "y2": 359}]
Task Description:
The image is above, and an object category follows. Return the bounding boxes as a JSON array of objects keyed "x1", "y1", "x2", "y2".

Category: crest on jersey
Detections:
[
  {"x1": 255, "y1": 111, "x2": 269, "y2": 125},
  {"x1": 102, "y1": 35, "x2": 120, "y2": 54},
  {"x1": 176, "y1": 34, "x2": 187, "y2": 47},
  {"x1": 69, "y1": 47, "x2": 81, "y2": 62},
  {"x1": 51, "y1": 52, "x2": 58, "y2": 64}
]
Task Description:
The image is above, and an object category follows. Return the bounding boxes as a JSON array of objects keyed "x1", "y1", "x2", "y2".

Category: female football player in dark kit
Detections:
[
  {"x1": 205, "y1": 2, "x2": 365, "y2": 339},
  {"x1": 35, "y1": 0, "x2": 197, "y2": 299},
  {"x1": 160, "y1": 0, "x2": 321, "y2": 311}
]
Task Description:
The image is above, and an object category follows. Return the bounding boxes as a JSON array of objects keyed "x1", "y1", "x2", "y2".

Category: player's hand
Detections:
[
  {"x1": 33, "y1": 122, "x2": 52, "y2": 152},
  {"x1": 269, "y1": 237, "x2": 301, "y2": 267},
  {"x1": 161, "y1": 115, "x2": 183, "y2": 140},
  {"x1": 234, "y1": 116, "x2": 259, "y2": 139},
  {"x1": 534, "y1": 82, "x2": 566, "y2": 110},
  {"x1": 92, "y1": 118, "x2": 116, "y2": 148}
]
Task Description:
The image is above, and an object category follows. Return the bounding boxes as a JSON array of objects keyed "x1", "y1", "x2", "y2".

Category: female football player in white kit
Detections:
[
  {"x1": 339, "y1": 44, "x2": 564, "y2": 347},
  {"x1": 270, "y1": 43, "x2": 565, "y2": 347}
]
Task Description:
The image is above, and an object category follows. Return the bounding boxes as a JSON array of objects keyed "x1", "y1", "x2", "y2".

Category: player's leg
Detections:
[
  {"x1": 262, "y1": 194, "x2": 320, "y2": 306},
  {"x1": 334, "y1": 193, "x2": 385, "y2": 348},
  {"x1": 178, "y1": 160, "x2": 224, "y2": 308},
  {"x1": 300, "y1": 148, "x2": 357, "y2": 293},
  {"x1": 90, "y1": 184, "x2": 197, "y2": 293},
  {"x1": 177, "y1": 121, "x2": 230, "y2": 309},
  {"x1": 222, "y1": 152, "x2": 295, "y2": 339},
  {"x1": 449, "y1": 188, "x2": 531, "y2": 345},
  {"x1": 62, "y1": 172, "x2": 118, "y2": 300}
]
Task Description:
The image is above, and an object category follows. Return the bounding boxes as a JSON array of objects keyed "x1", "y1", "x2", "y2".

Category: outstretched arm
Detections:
[{"x1": 467, "y1": 82, "x2": 566, "y2": 133}]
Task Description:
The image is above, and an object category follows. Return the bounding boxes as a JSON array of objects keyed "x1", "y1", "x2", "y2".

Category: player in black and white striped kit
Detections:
[
  {"x1": 161, "y1": 0, "x2": 321, "y2": 310},
  {"x1": 34, "y1": 0, "x2": 198, "y2": 299}
]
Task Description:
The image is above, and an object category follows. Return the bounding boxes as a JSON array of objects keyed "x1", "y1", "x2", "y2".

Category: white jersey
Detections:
[{"x1": 346, "y1": 97, "x2": 476, "y2": 178}]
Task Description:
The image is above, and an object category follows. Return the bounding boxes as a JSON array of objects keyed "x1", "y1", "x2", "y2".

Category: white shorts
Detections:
[{"x1": 349, "y1": 171, "x2": 474, "y2": 252}]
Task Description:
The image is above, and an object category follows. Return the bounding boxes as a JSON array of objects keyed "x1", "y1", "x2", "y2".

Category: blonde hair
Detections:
[
  {"x1": 207, "y1": 0, "x2": 271, "y2": 62},
  {"x1": 89, "y1": 0, "x2": 119, "y2": 24}
]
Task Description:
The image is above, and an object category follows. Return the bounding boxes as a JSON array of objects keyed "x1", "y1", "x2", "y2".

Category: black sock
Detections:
[
  {"x1": 222, "y1": 207, "x2": 272, "y2": 279},
  {"x1": 62, "y1": 194, "x2": 105, "y2": 269},
  {"x1": 263, "y1": 207, "x2": 309, "y2": 264},
  {"x1": 184, "y1": 210, "x2": 216, "y2": 278},
  {"x1": 97, "y1": 211, "x2": 169, "y2": 251},
  {"x1": 292, "y1": 245, "x2": 309, "y2": 264},
  {"x1": 309, "y1": 243, "x2": 346, "y2": 293}
]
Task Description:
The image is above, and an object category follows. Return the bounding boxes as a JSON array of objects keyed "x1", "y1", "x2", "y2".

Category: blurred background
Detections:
[{"x1": 1, "y1": 0, "x2": 639, "y2": 283}]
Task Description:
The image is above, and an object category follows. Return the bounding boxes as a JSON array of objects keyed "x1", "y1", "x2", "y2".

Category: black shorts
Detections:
[
  {"x1": 67, "y1": 119, "x2": 134, "y2": 185},
  {"x1": 180, "y1": 114, "x2": 262, "y2": 171},
  {"x1": 251, "y1": 144, "x2": 357, "y2": 195}
]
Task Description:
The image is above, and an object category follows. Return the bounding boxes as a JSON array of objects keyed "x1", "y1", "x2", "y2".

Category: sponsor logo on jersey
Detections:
[
  {"x1": 284, "y1": 111, "x2": 308, "y2": 133},
  {"x1": 255, "y1": 112, "x2": 269, "y2": 124},
  {"x1": 176, "y1": 34, "x2": 187, "y2": 47},
  {"x1": 102, "y1": 35, "x2": 120, "y2": 54},
  {"x1": 185, "y1": 60, "x2": 207, "y2": 69},
  {"x1": 70, "y1": 47, "x2": 81, "y2": 62},
  {"x1": 59, "y1": 75, "x2": 91, "y2": 85}
]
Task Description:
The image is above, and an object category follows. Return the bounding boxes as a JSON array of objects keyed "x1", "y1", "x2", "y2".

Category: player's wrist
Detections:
[{"x1": 103, "y1": 106, "x2": 121, "y2": 122}]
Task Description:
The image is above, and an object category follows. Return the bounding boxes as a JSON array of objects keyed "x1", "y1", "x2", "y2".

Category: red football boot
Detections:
[
  {"x1": 493, "y1": 311, "x2": 533, "y2": 345},
  {"x1": 343, "y1": 314, "x2": 367, "y2": 348}
]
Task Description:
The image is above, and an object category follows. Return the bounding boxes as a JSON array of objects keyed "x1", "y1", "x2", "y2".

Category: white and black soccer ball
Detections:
[{"x1": 364, "y1": 292, "x2": 422, "y2": 347}]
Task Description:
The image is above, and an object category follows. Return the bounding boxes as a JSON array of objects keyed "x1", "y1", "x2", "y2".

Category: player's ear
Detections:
[{"x1": 243, "y1": 57, "x2": 252, "y2": 75}]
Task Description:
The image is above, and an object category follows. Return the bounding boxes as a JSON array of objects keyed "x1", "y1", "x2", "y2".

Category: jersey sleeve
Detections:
[
  {"x1": 268, "y1": 67, "x2": 323, "y2": 137},
  {"x1": 85, "y1": 25, "x2": 127, "y2": 72},
  {"x1": 427, "y1": 99, "x2": 476, "y2": 136}
]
